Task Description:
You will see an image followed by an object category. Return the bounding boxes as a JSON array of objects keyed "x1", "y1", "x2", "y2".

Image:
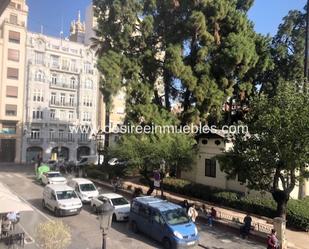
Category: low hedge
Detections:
[{"x1": 140, "y1": 177, "x2": 309, "y2": 231}]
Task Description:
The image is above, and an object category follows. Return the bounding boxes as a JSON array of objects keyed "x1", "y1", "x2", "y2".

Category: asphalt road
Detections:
[{"x1": 0, "y1": 164, "x2": 265, "y2": 249}]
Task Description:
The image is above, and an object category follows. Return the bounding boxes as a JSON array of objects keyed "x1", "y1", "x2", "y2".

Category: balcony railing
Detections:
[
  {"x1": 78, "y1": 139, "x2": 92, "y2": 144},
  {"x1": 47, "y1": 137, "x2": 75, "y2": 143},
  {"x1": 50, "y1": 82, "x2": 77, "y2": 91},
  {"x1": 49, "y1": 101, "x2": 76, "y2": 108},
  {"x1": 4, "y1": 18, "x2": 25, "y2": 27},
  {"x1": 27, "y1": 138, "x2": 44, "y2": 144}
]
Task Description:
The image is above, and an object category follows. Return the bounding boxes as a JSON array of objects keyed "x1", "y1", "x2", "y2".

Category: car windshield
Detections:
[
  {"x1": 48, "y1": 172, "x2": 61, "y2": 178},
  {"x1": 111, "y1": 197, "x2": 129, "y2": 206},
  {"x1": 162, "y1": 208, "x2": 190, "y2": 225},
  {"x1": 56, "y1": 190, "x2": 77, "y2": 200},
  {"x1": 80, "y1": 183, "x2": 96, "y2": 192}
]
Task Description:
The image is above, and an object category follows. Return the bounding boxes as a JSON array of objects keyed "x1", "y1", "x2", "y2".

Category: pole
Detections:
[
  {"x1": 305, "y1": 0, "x2": 309, "y2": 81},
  {"x1": 102, "y1": 230, "x2": 107, "y2": 249}
]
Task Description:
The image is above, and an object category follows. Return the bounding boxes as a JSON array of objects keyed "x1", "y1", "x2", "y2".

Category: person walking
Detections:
[
  {"x1": 240, "y1": 213, "x2": 252, "y2": 238},
  {"x1": 188, "y1": 204, "x2": 198, "y2": 222},
  {"x1": 267, "y1": 229, "x2": 280, "y2": 249},
  {"x1": 208, "y1": 207, "x2": 217, "y2": 227}
]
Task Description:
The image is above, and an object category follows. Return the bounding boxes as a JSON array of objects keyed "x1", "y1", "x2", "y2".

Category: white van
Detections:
[
  {"x1": 42, "y1": 184, "x2": 82, "y2": 216},
  {"x1": 67, "y1": 178, "x2": 99, "y2": 203}
]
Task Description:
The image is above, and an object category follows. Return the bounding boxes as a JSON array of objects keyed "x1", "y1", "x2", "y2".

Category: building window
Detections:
[
  {"x1": 6, "y1": 86, "x2": 18, "y2": 98},
  {"x1": 8, "y1": 31, "x2": 20, "y2": 44},
  {"x1": 9, "y1": 14, "x2": 18, "y2": 25},
  {"x1": 84, "y1": 62, "x2": 93, "y2": 74},
  {"x1": 31, "y1": 129, "x2": 40, "y2": 139},
  {"x1": 49, "y1": 129, "x2": 55, "y2": 139},
  {"x1": 50, "y1": 93, "x2": 56, "y2": 104},
  {"x1": 7, "y1": 67, "x2": 18, "y2": 79},
  {"x1": 68, "y1": 132, "x2": 74, "y2": 142},
  {"x1": 32, "y1": 109, "x2": 43, "y2": 119},
  {"x1": 35, "y1": 52, "x2": 44, "y2": 65},
  {"x1": 85, "y1": 79, "x2": 93, "y2": 89},
  {"x1": 69, "y1": 95, "x2": 74, "y2": 106},
  {"x1": 58, "y1": 129, "x2": 64, "y2": 139},
  {"x1": 35, "y1": 70, "x2": 45, "y2": 82},
  {"x1": 71, "y1": 59, "x2": 77, "y2": 72},
  {"x1": 82, "y1": 112, "x2": 91, "y2": 122},
  {"x1": 60, "y1": 93, "x2": 65, "y2": 105},
  {"x1": 62, "y1": 58, "x2": 70, "y2": 70},
  {"x1": 2, "y1": 124, "x2": 16, "y2": 134},
  {"x1": 5, "y1": 104, "x2": 17, "y2": 116},
  {"x1": 205, "y1": 159, "x2": 216, "y2": 178},
  {"x1": 8, "y1": 49, "x2": 20, "y2": 62},
  {"x1": 68, "y1": 111, "x2": 74, "y2": 120},
  {"x1": 70, "y1": 77, "x2": 76, "y2": 89},
  {"x1": 33, "y1": 89, "x2": 43, "y2": 102},
  {"x1": 51, "y1": 74, "x2": 57, "y2": 85},
  {"x1": 50, "y1": 109, "x2": 56, "y2": 119},
  {"x1": 51, "y1": 55, "x2": 60, "y2": 68},
  {"x1": 60, "y1": 110, "x2": 66, "y2": 120}
]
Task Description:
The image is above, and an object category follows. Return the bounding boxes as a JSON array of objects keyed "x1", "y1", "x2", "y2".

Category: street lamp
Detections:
[
  {"x1": 98, "y1": 199, "x2": 114, "y2": 249},
  {"x1": 92, "y1": 130, "x2": 104, "y2": 166}
]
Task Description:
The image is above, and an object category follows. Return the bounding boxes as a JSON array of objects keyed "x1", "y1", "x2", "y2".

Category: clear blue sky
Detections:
[{"x1": 27, "y1": 0, "x2": 307, "y2": 38}]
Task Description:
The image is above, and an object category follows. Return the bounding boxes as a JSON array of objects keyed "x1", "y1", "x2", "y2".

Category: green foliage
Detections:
[
  {"x1": 140, "y1": 177, "x2": 309, "y2": 230},
  {"x1": 218, "y1": 82, "x2": 309, "y2": 217},
  {"x1": 107, "y1": 132, "x2": 197, "y2": 178},
  {"x1": 93, "y1": 0, "x2": 272, "y2": 124}
]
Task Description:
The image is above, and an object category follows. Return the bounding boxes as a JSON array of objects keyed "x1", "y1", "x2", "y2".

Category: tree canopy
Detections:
[
  {"x1": 94, "y1": 0, "x2": 273, "y2": 125},
  {"x1": 218, "y1": 83, "x2": 309, "y2": 218}
]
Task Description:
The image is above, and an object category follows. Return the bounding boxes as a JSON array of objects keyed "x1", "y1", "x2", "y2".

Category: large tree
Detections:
[
  {"x1": 93, "y1": 0, "x2": 272, "y2": 125},
  {"x1": 218, "y1": 83, "x2": 309, "y2": 219},
  {"x1": 260, "y1": 5, "x2": 307, "y2": 95}
]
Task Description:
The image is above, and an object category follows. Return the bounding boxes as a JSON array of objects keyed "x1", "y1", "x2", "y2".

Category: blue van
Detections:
[{"x1": 130, "y1": 196, "x2": 199, "y2": 249}]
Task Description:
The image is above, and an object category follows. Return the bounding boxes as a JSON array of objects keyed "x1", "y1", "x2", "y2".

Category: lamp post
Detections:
[
  {"x1": 92, "y1": 130, "x2": 104, "y2": 167},
  {"x1": 98, "y1": 199, "x2": 114, "y2": 249}
]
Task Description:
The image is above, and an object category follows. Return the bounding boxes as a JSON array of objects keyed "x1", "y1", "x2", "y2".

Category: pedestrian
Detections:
[
  {"x1": 240, "y1": 213, "x2": 252, "y2": 238},
  {"x1": 2, "y1": 216, "x2": 12, "y2": 236},
  {"x1": 182, "y1": 199, "x2": 190, "y2": 212},
  {"x1": 267, "y1": 229, "x2": 280, "y2": 249},
  {"x1": 208, "y1": 207, "x2": 217, "y2": 227},
  {"x1": 7, "y1": 211, "x2": 20, "y2": 230},
  {"x1": 188, "y1": 203, "x2": 198, "y2": 222}
]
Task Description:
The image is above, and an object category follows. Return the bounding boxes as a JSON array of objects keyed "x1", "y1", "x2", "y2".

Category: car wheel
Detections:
[
  {"x1": 131, "y1": 221, "x2": 138, "y2": 234},
  {"x1": 54, "y1": 208, "x2": 61, "y2": 217},
  {"x1": 42, "y1": 200, "x2": 46, "y2": 209},
  {"x1": 163, "y1": 238, "x2": 172, "y2": 249},
  {"x1": 92, "y1": 205, "x2": 98, "y2": 214},
  {"x1": 112, "y1": 213, "x2": 117, "y2": 222}
]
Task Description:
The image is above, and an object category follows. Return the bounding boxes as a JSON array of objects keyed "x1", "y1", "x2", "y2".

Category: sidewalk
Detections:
[{"x1": 91, "y1": 177, "x2": 309, "y2": 249}]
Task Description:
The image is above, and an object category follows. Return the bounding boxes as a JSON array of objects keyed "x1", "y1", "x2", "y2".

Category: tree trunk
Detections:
[{"x1": 272, "y1": 190, "x2": 289, "y2": 220}]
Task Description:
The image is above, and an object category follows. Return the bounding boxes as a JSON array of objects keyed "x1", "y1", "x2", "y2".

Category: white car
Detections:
[
  {"x1": 41, "y1": 171, "x2": 67, "y2": 185},
  {"x1": 91, "y1": 193, "x2": 130, "y2": 221},
  {"x1": 67, "y1": 178, "x2": 99, "y2": 203}
]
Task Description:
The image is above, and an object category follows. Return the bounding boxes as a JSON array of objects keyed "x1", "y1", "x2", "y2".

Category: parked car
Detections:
[
  {"x1": 76, "y1": 155, "x2": 99, "y2": 167},
  {"x1": 108, "y1": 158, "x2": 127, "y2": 166},
  {"x1": 67, "y1": 178, "x2": 99, "y2": 203},
  {"x1": 42, "y1": 184, "x2": 82, "y2": 216},
  {"x1": 130, "y1": 196, "x2": 199, "y2": 249},
  {"x1": 91, "y1": 193, "x2": 130, "y2": 221},
  {"x1": 41, "y1": 171, "x2": 67, "y2": 185}
]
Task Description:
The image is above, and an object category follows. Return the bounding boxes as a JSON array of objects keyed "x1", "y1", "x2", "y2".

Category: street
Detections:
[{"x1": 0, "y1": 164, "x2": 265, "y2": 249}]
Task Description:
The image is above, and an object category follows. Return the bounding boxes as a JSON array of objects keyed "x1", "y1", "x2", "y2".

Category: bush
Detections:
[{"x1": 140, "y1": 177, "x2": 309, "y2": 231}]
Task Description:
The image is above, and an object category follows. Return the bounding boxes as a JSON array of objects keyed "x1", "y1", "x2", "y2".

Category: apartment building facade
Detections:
[
  {"x1": 0, "y1": 0, "x2": 28, "y2": 162},
  {"x1": 21, "y1": 31, "x2": 99, "y2": 163}
]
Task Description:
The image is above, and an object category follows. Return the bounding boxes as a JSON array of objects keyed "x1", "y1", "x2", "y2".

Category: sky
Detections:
[{"x1": 27, "y1": 0, "x2": 307, "y2": 38}]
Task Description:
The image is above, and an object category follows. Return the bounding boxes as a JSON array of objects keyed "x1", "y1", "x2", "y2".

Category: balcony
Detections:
[
  {"x1": 50, "y1": 82, "x2": 77, "y2": 91},
  {"x1": 78, "y1": 139, "x2": 92, "y2": 145},
  {"x1": 47, "y1": 137, "x2": 75, "y2": 143},
  {"x1": 49, "y1": 101, "x2": 76, "y2": 109},
  {"x1": 4, "y1": 18, "x2": 25, "y2": 27},
  {"x1": 27, "y1": 138, "x2": 44, "y2": 144}
]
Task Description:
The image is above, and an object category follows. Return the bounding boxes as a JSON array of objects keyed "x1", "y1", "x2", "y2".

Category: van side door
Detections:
[
  {"x1": 151, "y1": 210, "x2": 166, "y2": 242},
  {"x1": 138, "y1": 205, "x2": 152, "y2": 237},
  {"x1": 50, "y1": 190, "x2": 58, "y2": 210}
]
